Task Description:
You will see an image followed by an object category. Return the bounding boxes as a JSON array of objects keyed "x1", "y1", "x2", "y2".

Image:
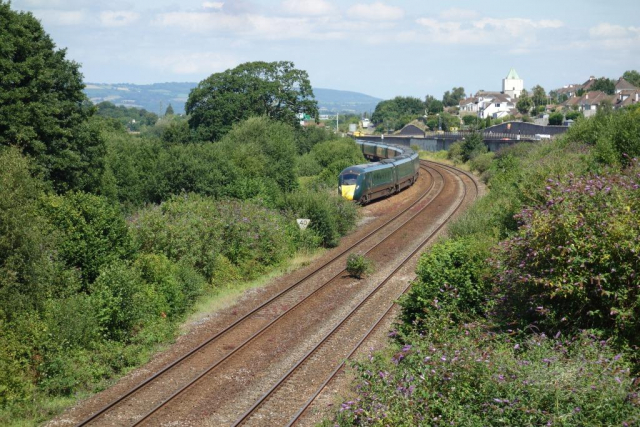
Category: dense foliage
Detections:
[
  {"x1": 371, "y1": 96, "x2": 425, "y2": 131},
  {"x1": 0, "y1": 5, "x2": 363, "y2": 421},
  {"x1": 0, "y1": 2, "x2": 104, "y2": 193},
  {"x1": 328, "y1": 317, "x2": 638, "y2": 427},
  {"x1": 186, "y1": 61, "x2": 318, "y2": 142},
  {"x1": 494, "y1": 166, "x2": 640, "y2": 349},
  {"x1": 95, "y1": 101, "x2": 158, "y2": 131}
]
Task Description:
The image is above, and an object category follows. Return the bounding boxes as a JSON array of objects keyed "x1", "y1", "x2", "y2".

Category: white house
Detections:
[
  {"x1": 458, "y1": 96, "x2": 479, "y2": 114},
  {"x1": 502, "y1": 68, "x2": 524, "y2": 99},
  {"x1": 477, "y1": 92, "x2": 515, "y2": 119}
]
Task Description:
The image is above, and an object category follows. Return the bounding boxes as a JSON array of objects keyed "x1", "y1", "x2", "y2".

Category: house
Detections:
[
  {"x1": 555, "y1": 84, "x2": 581, "y2": 99},
  {"x1": 561, "y1": 90, "x2": 616, "y2": 117},
  {"x1": 477, "y1": 92, "x2": 515, "y2": 119},
  {"x1": 502, "y1": 68, "x2": 524, "y2": 99},
  {"x1": 458, "y1": 96, "x2": 479, "y2": 114},
  {"x1": 613, "y1": 90, "x2": 640, "y2": 109},
  {"x1": 615, "y1": 77, "x2": 638, "y2": 94}
]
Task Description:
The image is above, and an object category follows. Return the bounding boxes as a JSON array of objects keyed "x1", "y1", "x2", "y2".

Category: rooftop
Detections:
[{"x1": 505, "y1": 68, "x2": 521, "y2": 80}]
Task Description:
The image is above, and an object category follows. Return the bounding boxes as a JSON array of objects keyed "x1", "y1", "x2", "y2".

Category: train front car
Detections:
[{"x1": 338, "y1": 166, "x2": 366, "y2": 201}]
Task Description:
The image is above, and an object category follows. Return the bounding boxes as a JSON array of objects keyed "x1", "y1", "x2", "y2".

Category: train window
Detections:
[{"x1": 341, "y1": 173, "x2": 358, "y2": 185}]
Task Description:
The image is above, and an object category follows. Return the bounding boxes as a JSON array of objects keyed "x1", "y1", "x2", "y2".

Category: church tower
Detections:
[{"x1": 502, "y1": 68, "x2": 524, "y2": 99}]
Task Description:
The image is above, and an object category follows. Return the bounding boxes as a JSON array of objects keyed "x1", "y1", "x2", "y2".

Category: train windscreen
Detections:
[{"x1": 341, "y1": 173, "x2": 358, "y2": 185}]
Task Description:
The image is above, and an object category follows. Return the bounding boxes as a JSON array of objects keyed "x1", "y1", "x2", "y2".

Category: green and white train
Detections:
[{"x1": 338, "y1": 140, "x2": 420, "y2": 204}]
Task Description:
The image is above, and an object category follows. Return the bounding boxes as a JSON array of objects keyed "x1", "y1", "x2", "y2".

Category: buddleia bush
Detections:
[{"x1": 493, "y1": 163, "x2": 640, "y2": 349}]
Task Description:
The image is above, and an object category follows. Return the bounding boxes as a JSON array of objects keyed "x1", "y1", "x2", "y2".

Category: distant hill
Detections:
[{"x1": 83, "y1": 82, "x2": 382, "y2": 115}]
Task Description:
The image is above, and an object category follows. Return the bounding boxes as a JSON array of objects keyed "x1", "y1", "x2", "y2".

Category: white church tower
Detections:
[{"x1": 502, "y1": 68, "x2": 524, "y2": 99}]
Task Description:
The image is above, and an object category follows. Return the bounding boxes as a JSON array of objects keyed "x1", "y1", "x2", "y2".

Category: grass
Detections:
[
  {"x1": 419, "y1": 150, "x2": 471, "y2": 171},
  {"x1": 183, "y1": 250, "x2": 325, "y2": 331}
]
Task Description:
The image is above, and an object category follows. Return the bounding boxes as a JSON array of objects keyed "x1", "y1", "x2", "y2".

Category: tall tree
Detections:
[
  {"x1": 165, "y1": 104, "x2": 174, "y2": 116},
  {"x1": 186, "y1": 61, "x2": 318, "y2": 142},
  {"x1": 371, "y1": 96, "x2": 424, "y2": 131},
  {"x1": 516, "y1": 93, "x2": 533, "y2": 115},
  {"x1": 425, "y1": 95, "x2": 444, "y2": 114},
  {"x1": 622, "y1": 70, "x2": 640, "y2": 88},
  {"x1": 0, "y1": 1, "x2": 105, "y2": 192},
  {"x1": 589, "y1": 77, "x2": 615, "y2": 95},
  {"x1": 442, "y1": 87, "x2": 466, "y2": 107},
  {"x1": 531, "y1": 85, "x2": 547, "y2": 107}
]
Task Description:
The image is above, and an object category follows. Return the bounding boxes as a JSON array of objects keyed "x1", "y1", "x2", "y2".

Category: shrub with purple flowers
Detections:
[
  {"x1": 493, "y1": 162, "x2": 640, "y2": 350},
  {"x1": 325, "y1": 315, "x2": 639, "y2": 427},
  {"x1": 400, "y1": 237, "x2": 491, "y2": 326}
]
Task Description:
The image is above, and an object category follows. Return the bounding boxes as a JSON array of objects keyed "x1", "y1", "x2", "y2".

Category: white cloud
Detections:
[
  {"x1": 439, "y1": 8, "x2": 478, "y2": 21},
  {"x1": 282, "y1": 0, "x2": 335, "y2": 16},
  {"x1": 31, "y1": 9, "x2": 87, "y2": 26},
  {"x1": 589, "y1": 23, "x2": 640, "y2": 51},
  {"x1": 590, "y1": 23, "x2": 636, "y2": 39},
  {"x1": 347, "y1": 1, "x2": 404, "y2": 21},
  {"x1": 150, "y1": 51, "x2": 239, "y2": 75},
  {"x1": 415, "y1": 16, "x2": 563, "y2": 45},
  {"x1": 202, "y1": 2, "x2": 224, "y2": 10},
  {"x1": 99, "y1": 11, "x2": 139, "y2": 27}
]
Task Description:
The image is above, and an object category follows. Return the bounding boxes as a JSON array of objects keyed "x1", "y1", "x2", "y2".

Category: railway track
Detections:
[
  {"x1": 232, "y1": 161, "x2": 480, "y2": 427},
  {"x1": 71, "y1": 161, "x2": 447, "y2": 426}
]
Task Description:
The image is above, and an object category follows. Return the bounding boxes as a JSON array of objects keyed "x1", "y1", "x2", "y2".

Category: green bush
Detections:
[
  {"x1": 446, "y1": 141, "x2": 464, "y2": 164},
  {"x1": 564, "y1": 108, "x2": 640, "y2": 166},
  {"x1": 40, "y1": 191, "x2": 134, "y2": 286},
  {"x1": 461, "y1": 132, "x2": 487, "y2": 161},
  {"x1": 0, "y1": 148, "x2": 79, "y2": 320},
  {"x1": 90, "y1": 261, "x2": 154, "y2": 341},
  {"x1": 131, "y1": 194, "x2": 296, "y2": 280},
  {"x1": 548, "y1": 112, "x2": 564, "y2": 125},
  {"x1": 493, "y1": 165, "x2": 640, "y2": 349},
  {"x1": 219, "y1": 116, "x2": 298, "y2": 193},
  {"x1": 346, "y1": 253, "x2": 373, "y2": 279},
  {"x1": 283, "y1": 188, "x2": 358, "y2": 247},
  {"x1": 327, "y1": 316, "x2": 639, "y2": 427},
  {"x1": 400, "y1": 238, "x2": 490, "y2": 326},
  {"x1": 469, "y1": 151, "x2": 494, "y2": 173}
]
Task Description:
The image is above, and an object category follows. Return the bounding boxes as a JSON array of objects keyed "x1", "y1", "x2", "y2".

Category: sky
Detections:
[{"x1": 10, "y1": 0, "x2": 640, "y2": 100}]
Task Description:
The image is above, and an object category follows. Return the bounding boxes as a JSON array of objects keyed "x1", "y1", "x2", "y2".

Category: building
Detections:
[
  {"x1": 502, "y1": 68, "x2": 524, "y2": 99},
  {"x1": 478, "y1": 92, "x2": 516, "y2": 119},
  {"x1": 615, "y1": 77, "x2": 638, "y2": 94}
]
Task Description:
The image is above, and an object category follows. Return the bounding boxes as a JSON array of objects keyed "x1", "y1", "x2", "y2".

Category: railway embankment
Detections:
[{"x1": 323, "y1": 106, "x2": 640, "y2": 426}]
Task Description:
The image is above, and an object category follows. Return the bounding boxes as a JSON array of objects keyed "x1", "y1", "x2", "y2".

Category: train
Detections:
[{"x1": 338, "y1": 140, "x2": 420, "y2": 204}]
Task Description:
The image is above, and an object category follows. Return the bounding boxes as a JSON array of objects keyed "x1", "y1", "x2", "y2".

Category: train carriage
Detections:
[{"x1": 339, "y1": 140, "x2": 420, "y2": 204}]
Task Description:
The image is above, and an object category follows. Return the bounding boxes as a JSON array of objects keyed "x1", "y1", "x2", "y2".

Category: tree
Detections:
[
  {"x1": 371, "y1": 96, "x2": 424, "y2": 130},
  {"x1": 165, "y1": 104, "x2": 174, "y2": 116},
  {"x1": 589, "y1": 77, "x2": 615, "y2": 95},
  {"x1": 186, "y1": 61, "x2": 318, "y2": 142},
  {"x1": 0, "y1": 2, "x2": 105, "y2": 192},
  {"x1": 622, "y1": 70, "x2": 640, "y2": 88},
  {"x1": 531, "y1": 85, "x2": 547, "y2": 107},
  {"x1": 442, "y1": 87, "x2": 466, "y2": 107},
  {"x1": 516, "y1": 93, "x2": 534, "y2": 115},
  {"x1": 425, "y1": 95, "x2": 444, "y2": 114},
  {"x1": 548, "y1": 112, "x2": 564, "y2": 125}
]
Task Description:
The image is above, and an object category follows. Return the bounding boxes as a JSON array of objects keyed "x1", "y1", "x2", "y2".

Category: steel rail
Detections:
[
  {"x1": 76, "y1": 162, "x2": 435, "y2": 427},
  {"x1": 284, "y1": 162, "x2": 480, "y2": 426},
  {"x1": 233, "y1": 163, "x2": 472, "y2": 426},
  {"x1": 129, "y1": 164, "x2": 447, "y2": 427}
]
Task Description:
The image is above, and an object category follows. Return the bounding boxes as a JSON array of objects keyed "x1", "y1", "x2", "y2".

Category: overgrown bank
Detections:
[{"x1": 324, "y1": 106, "x2": 640, "y2": 426}]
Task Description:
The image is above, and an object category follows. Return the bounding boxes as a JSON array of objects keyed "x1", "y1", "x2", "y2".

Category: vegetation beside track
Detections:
[
  {"x1": 324, "y1": 106, "x2": 640, "y2": 426},
  {"x1": 0, "y1": 5, "x2": 366, "y2": 423}
]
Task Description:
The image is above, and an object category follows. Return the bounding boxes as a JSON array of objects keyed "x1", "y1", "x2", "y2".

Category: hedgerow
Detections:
[
  {"x1": 493, "y1": 163, "x2": 640, "y2": 350},
  {"x1": 327, "y1": 316, "x2": 639, "y2": 427}
]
